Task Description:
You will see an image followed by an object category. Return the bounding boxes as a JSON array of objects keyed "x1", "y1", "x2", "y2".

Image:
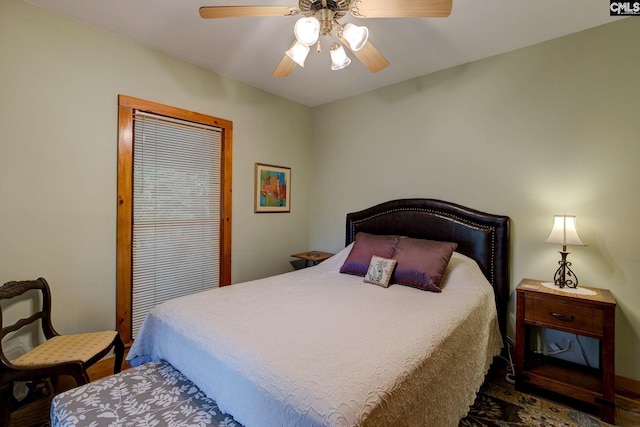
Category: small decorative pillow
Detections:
[
  {"x1": 340, "y1": 232, "x2": 399, "y2": 277},
  {"x1": 391, "y1": 237, "x2": 458, "y2": 292},
  {"x1": 364, "y1": 256, "x2": 397, "y2": 288}
]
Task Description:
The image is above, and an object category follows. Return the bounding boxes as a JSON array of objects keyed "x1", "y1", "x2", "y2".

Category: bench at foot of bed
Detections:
[{"x1": 50, "y1": 359, "x2": 242, "y2": 427}]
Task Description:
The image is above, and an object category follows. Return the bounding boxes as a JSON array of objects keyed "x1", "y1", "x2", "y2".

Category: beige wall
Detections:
[
  {"x1": 309, "y1": 18, "x2": 640, "y2": 380},
  {"x1": 0, "y1": 0, "x2": 311, "y2": 335}
]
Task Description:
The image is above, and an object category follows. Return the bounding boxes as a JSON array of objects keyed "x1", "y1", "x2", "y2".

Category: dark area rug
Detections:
[{"x1": 460, "y1": 383, "x2": 614, "y2": 427}]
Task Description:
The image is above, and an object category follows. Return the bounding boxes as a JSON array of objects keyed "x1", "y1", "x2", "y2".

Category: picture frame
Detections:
[{"x1": 254, "y1": 163, "x2": 291, "y2": 213}]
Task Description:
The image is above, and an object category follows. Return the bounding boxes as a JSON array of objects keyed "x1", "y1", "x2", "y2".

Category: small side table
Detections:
[
  {"x1": 291, "y1": 251, "x2": 334, "y2": 267},
  {"x1": 514, "y1": 278, "x2": 616, "y2": 423}
]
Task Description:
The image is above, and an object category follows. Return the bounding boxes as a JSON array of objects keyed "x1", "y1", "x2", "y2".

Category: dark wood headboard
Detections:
[{"x1": 345, "y1": 198, "x2": 510, "y2": 338}]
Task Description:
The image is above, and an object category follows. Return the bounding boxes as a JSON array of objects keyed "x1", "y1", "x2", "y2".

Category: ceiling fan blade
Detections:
[
  {"x1": 353, "y1": 0, "x2": 452, "y2": 18},
  {"x1": 340, "y1": 37, "x2": 389, "y2": 73},
  {"x1": 199, "y1": 6, "x2": 300, "y2": 19},
  {"x1": 273, "y1": 53, "x2": 297, "y2": 78}
]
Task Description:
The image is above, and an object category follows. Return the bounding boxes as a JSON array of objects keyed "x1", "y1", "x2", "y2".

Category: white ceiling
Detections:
[{"x1": 25, "y1": 0, "x2": 621, "y2": 107}]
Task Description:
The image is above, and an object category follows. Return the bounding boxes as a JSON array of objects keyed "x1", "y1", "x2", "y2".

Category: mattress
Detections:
[{"x1": 127, "y1": 245, "x2": 502, "y2": 427}]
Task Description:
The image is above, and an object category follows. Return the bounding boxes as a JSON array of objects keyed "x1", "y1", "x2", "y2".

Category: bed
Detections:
[{"x1": 126, "y1": 198, "x2": 510, "y2": 427}]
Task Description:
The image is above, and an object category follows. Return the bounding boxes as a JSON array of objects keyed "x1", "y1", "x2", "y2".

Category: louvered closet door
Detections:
[{"x1": 131, "y1": 112, "x2": 222, "y2": 337}]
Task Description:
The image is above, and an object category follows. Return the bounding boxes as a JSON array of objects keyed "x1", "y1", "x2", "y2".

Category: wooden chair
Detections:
[{"x1": 0, "y1": 278, "x2": 124, "y2": 427}]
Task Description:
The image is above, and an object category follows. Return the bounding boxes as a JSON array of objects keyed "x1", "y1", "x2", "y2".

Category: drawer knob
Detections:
[{"x1": 549, "y1": 311, "x2": 574, "y2": 321}]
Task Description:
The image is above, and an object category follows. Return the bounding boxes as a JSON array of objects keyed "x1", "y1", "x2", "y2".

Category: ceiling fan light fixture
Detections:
[
  {"x1": 293, "y1": 16, "x2": 320, "y2": 46},
  {"x1": 286, "y1": 41, "x2": 310, "y2": 67},
  {"x1": 330, "y1": 42, "x2": 351, "y2": 70},
  {"x1": 342, "y1": 23, "x2": 369, "y2": 51}
]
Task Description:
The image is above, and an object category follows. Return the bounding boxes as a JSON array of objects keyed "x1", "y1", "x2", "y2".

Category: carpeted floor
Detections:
[{"x1": 460, "y1": 382, "x2": 613, "y2": 427}]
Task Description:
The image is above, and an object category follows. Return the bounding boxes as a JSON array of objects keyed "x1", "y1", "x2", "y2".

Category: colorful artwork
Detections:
[{"x1": 255, "y1": 163, "x2": 291, "y2": 212}]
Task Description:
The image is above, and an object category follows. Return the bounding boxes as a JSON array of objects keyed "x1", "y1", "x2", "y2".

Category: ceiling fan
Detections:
[{"x1": 199, "y1": 0, "x2": 452, "y2": 77}]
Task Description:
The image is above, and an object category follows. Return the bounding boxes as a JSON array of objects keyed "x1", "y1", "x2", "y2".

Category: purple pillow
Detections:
[
  {"x1": 391, "y1": 237, "x2": 458, "y2": 292},
  {"x1": 340, "y1": 233, "x2": 399, "y2": 277}
]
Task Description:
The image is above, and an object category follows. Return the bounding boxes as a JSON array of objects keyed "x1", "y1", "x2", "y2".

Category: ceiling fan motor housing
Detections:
[{"x1": 299, "y1": 0, "x2": 351, "y2": 18}]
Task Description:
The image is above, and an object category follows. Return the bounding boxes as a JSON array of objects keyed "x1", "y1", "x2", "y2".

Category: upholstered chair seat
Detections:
[{"x1": 11, "y1": 331, "x2": 120, "y2": 367}]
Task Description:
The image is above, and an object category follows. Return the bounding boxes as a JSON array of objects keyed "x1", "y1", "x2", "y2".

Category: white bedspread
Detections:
[{"x1": 127, "y1": 246, "x2": 502, "y2": 427}]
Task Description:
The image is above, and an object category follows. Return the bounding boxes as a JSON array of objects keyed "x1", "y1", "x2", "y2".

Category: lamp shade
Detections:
[
  {"x1": 286, "y1": 41, "x2": 310, "y2": 67},
  {"x1": 330, "y1": 42, "x2": 351, "y2": 70},
  {"x1": 342, "y1": 23, "x2": 369, "y2": 51},
  {"x1": 294, "y1": 17, "x2": 320, "y2": 46},
  {"x1": 545, "y1": 215, "x2": 586, "y2": 247}
]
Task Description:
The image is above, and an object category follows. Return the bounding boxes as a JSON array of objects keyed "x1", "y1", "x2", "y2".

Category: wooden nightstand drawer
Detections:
[{"x1": 525, "y1": 295, "x2": 604, "y2": 336}]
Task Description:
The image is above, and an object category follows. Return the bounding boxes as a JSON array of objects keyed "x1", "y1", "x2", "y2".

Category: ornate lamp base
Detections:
[{"x1": 553, "y1": 251, "x2": 578, "y2": 288}]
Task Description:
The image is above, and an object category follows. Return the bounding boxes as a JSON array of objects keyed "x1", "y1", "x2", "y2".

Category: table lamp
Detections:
[{"x1": 545, "y1": 214, "x2": 586, "y2": 288}]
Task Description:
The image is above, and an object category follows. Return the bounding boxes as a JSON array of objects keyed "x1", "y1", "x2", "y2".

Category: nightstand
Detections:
[
  {"x1": 291, "y1": 251, "x2": 334, "y2": 267},
  {"x1": 514, "y1": 278, "x2": 616, "y2": 423}
]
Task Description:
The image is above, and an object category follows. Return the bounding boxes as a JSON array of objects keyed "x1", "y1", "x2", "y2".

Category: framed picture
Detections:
[{"x1": 254, "y1": 163, "x2": 291, "y2": 213}]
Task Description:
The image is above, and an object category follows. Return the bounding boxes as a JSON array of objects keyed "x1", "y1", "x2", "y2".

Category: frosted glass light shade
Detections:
[
  {"x1": 330, "y1": 43, "x2": 351, "y2": 70},
  {"x1": 545, "y1": 215, "x2": 586, "y2": 247},
  {"x1": 342, "y1": 23, "x2": 369, "y2": 51},
  {"x1": 294, "y1": 17, "x2": 320, "y2": 46},
  {"x1": 286, "y1": 41, "x2": 310, "y2": 67}
]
